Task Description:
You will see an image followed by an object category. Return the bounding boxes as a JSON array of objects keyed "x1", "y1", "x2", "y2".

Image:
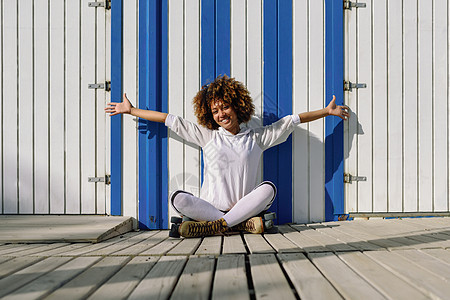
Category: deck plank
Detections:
[
  {"x1": 281, "y1": 227, "x2": 328, "y2": 252},
  {"x1": 58, "y1": 231, "x2": 140, "y2": 256},
  {"x1": 128, "y1": 256, "x2": 187, "y2": 300},
  {"x1": 302, "y1": 226, "x2": 359, "y2": 252},
  {"x1": 195, "y1": 236, "x2": 222, "y2": 255},
  {"x1": 112, "y1": 231, "x2": 168, "y2": 256},
  {"x1": 0, "y1": 256, "x2": 12, "y2": 265},
  {"x1": 140, "y1": 237, "x2": 183, "y2": 255},
  {"x1": 337, "y1": 251, "x2": 428, "y2": 299},
  {"x1": 393, "y1": 249, "x2": 450, "y2": 281},
  {"x1": 167, "y1": 238, "x2": 202, "y2": 255},
  {"x1": 30, "y1": 243, "x2": 88, "y2": 257},
  {"x1": 365, "y1": 250, "x2": 450, "y2": 299},
  {"x1": 244, "y1": 234, "x2": 275, "y2": 253},
  {"x1": 249, "y1": 254, "x2": 296, "y2": 300},
  {"x1": 44, "y1": 256, "x2": 131, "y2": 300},
  {"x1": 2, "y1": 257, "x2": 100, "y2": 300},
  {"x1": 316, "y1": 223, "x2": 382, "y2": 251},
  {"x1": 277, "y1": 253, "x2": 342, "y2": 299},
  {"x1": 212, "y1": 255, "x2": 249, "y2": 300},
  {"x1": 222, "y1": 234, "x2": 247, "y2": 254},
  {"x1": 171, "y1": 256, "x2": 215, "y2": 300},
  {"x1": 308, "y1": 252, "x2": 385, "y2": 299},
  {"x1": 404, "y1": 233, "x2": 449, "y2": 249},
  {"x1": 5, "y1": 243, "x2": 69, "y2": 257},
  {"x1": 0, "y1": 256, "x2": 72, "y2": 298},
  {"x1": 84, "y1": 231, "x2": 159, "y2": 256},
  {"x1": 263, "y1": 233, "x2": 300, "y2": 253},
  {"x1": 88, "y1": 256, "x2": 159, "y2": 300},
  {"x1": 0, "y1": 256, "x2": 44, "y2": 279},
  {"x1": 420, "y1": 248, "x2": 450, "y2": 264},
  {"x1": 0, "y1": 244, "x2": 44, "y2": 256}
]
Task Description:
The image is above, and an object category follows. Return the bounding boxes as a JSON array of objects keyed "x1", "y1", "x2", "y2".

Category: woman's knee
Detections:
[
  {"x1": 170, "y1": 190, "x2": 193, "y2": 211},
  {"x1": 259, "y1": 181, "x2": 277, "y2": 198}
]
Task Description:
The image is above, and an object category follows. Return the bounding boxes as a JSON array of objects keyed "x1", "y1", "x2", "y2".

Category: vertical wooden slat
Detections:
[
  {"x1": 308, "y1": 0, "x2": 324, "y2": 222},
  {"x1": 387, "y1": 0, "x2": 403, "y2": 212},
  {"x1": 168, "y1": 0, "x2": 185, "y2": 222},
  {"x1": 356, "y1": 0, "x2": 373, "y2": 212},
  {"x1": 34, "y1": 0, "x2": 49, "y2": 214},
  {"x1": 184, "y1": 0, "x2": 201, "y2": 198},
  {"x1": 418, "y1": 0, "x2": 433, "y2": 212},
  {"x1": 18, "y1": 0, "x2": 34, "y2": 213},
  {"x1": 231, "y1": 0, "x2": 246, "y2": 84},
  {"x1": 0, "y1": 0, "x2": 3, "y2": 213},
  {"x1": 123, "y1": 0, "x2": 137, "y2": 218},
  {"x1": 96, "y1": 1, "x2": 107, "y2": 215},
  {"x1": 432, "y1": 0, "x2": 448, "y2": 211},
  {"x1": 65, "y1": 0, "x2": 81, "y2": 214},
  {"x1": 372, "y1": 0, "x2": 388, "y2": 212},
  {"x1": 344, "y1": 0, "x2": 358, "y2": 213},
  {"x1": 292, "y1": 0, "x2": 310, "y2": 222},
  {"x1": 81, "y1": 0, "x2": 96, "y2": 213},
  {"x1": 246, "y1": 0, "x2": 262, "y2": 183},
  {"x1": 49, "y1": 0, "x2": 65, "y2": 214},
  {"x1": 403, "y1": 0, "x2": 418, "y2": 212},
  {"x1": 104, "y1": 4, "x2": 111, "y2": 215},
  {"x1": 3, "y1": 0, "x2": 18, "y2": 213}
]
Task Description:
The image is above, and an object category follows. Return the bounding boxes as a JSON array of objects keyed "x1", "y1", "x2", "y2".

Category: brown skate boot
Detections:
[
  {"x1": 178, "y1": 218, "x2": 228, "y2": 238},
  {"x1": 232, "y1": 217, "x2": 264, "y2": 234}
]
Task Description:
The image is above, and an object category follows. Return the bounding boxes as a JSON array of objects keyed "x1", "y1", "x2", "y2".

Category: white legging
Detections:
[{"x1": 170, "y1": 181, "x2": 276, "y2": 227}]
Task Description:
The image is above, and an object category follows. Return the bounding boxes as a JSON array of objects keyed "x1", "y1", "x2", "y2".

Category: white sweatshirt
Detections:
[{"x1": 165, "y1": 114, "x2": 301, "y2": 211}]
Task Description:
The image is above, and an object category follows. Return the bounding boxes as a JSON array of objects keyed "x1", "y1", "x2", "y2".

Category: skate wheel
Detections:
[
  {"x1": 170, "y1": 216, "x2": 183, "y2": 224},
  {"x1": 264, "y1": 212, "x2": 276, "y2": 220},
  {"x1": 264, "y1": 219, "x2": 274, "y2": 230},
  {"x1": 169, "y1": 224, "x2": 180, "y2": 238}
]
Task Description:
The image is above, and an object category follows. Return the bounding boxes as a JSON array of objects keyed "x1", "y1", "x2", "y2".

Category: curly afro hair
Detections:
[{"x1": 193, "y1": 75, "x2": 255, "y2": 130}]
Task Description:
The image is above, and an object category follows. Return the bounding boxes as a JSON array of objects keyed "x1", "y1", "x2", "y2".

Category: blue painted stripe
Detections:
[
  {"x1": 201, "y1": 0, "x2": 230, "y2": 81},
  {"x1": 263, "y1": 0, "x2": 293, "y2": 224},
  {"x1": 201, "y1": 0, "x2": 231, "y2": 182},
  {"x1": 325, "y1": 0, "x2": 344, "y2": 221},
  {"x1": 138, "y1": 0, "x2": 168, "y2": 229},
  {"x1": 110, "y1": 0, "x2": 122, "y2": 216},
  {"x1": 201, "y1": 0, "x2": 215, "y2": 83},
  {"x1": 215, "y1": 0, "x2": 230, "y2": 76}
]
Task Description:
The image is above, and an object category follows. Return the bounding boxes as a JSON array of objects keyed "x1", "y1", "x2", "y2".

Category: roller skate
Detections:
[
  {"x1": 169, "y1": 216, "x2": 195, "y2": 238},
  {"x1": 233, "y1": 212, "x2": 277, "y2": 234},
  {"x1": 176, "y1": 218, "x2": 228, "y2": 238}
]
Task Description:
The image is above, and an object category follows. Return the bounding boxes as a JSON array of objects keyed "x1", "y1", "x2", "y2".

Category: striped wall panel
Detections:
[
  {"x1": 0, "y1": 0, "x2": 109, "y2": 214},
  {"x1": 165, "y1": 0, "x2": 328, "y2": 225},
  {"x1": 344, "y1": 0, "x2": 450, "y2": 213}
]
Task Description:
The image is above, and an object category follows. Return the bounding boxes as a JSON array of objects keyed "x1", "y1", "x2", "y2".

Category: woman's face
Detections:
[{"x1": 210, "y1": 100, "x2": 240, "y2": 134}]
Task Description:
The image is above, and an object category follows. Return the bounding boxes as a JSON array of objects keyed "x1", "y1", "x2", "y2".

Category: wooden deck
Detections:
[{"x1": 0, "y1": 217, "x2": 449, "y2": 299}]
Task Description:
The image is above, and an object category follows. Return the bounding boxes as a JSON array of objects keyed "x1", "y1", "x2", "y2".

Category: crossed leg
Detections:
[{"x1": 170, "y1": 181, "x2": 276, "y2": 227}]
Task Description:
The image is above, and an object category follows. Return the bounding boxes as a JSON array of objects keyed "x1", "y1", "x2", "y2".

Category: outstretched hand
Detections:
[
  {"x1": 105, "y1": 93, "x2": 133, "y2": 116},
  {"x1": 327, "y1": 95, "x2": 349, "y2": 120}
]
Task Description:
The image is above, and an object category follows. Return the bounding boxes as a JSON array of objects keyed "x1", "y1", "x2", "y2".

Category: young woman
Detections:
[{"x1": 105, "y1": 75, "x2": 349, "y2": 238}]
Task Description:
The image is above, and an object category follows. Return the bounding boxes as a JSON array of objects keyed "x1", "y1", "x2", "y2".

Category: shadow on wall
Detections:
[{"x1": 292, "y1": 108, "x2": 363, "y2": 222}]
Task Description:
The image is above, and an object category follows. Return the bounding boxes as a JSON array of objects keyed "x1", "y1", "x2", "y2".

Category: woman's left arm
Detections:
[{"x1": 298, "y1": 95, "x2": 349, "y2": 123}]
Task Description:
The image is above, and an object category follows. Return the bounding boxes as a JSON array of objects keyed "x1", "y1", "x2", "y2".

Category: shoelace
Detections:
[
  {"x1": 245, "y1": 220, "x2": 256, "y2": 231},
  {"x1": 190, "y1": 220, "x2": 223, "y2": 235}
]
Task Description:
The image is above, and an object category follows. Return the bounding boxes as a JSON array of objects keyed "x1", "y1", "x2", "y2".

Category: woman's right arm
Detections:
[{"x1": 105, "y1": 93, "x2": 167, "y2": 123}]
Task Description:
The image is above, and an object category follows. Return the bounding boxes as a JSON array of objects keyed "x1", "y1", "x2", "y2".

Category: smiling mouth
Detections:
[{"x1": 220, "y1": 118, "x2": 230, "y2": 124}]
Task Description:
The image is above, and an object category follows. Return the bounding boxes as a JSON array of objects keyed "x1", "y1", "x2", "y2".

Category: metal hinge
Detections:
[
  {"x1": 88, "y1": 81, "x2": 111, "y2": 92},
  {"x1": 88, "y1": 0, "x2": 111, "y2": 9},
  {"x1": 344, "y1": 81, "x2": 367, "y2": 92},
  {"x1": 88, "y1": 175, "x2": 111, "y2": 185},
  {"x1": 344, "y1": 173, "x2": 367, "y2": 183},
  {"x1": 344, "y1": 0, "x2": 366, "y2": 10}
]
